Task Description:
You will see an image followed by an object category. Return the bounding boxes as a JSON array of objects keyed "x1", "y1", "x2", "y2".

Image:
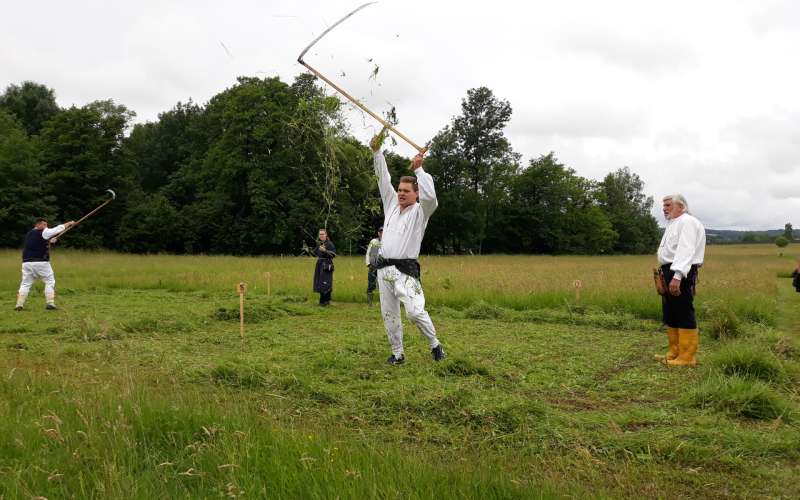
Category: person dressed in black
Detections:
[
  {"x1": 792, "y1": 261, "x2": 800, "y2": 293},
  {"x1": 312, "y1": 228, "x2": 336, "y2": 306}
]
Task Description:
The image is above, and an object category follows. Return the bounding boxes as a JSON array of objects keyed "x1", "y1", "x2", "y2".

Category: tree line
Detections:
[{"x1": 0, "y1": 77, "x2": 660, "y2": 255}]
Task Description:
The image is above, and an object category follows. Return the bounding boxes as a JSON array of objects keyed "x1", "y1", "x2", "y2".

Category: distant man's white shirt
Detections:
[
  {"x1": 657, "y1": 213, "x2": 706, "y2": 279},
  {"x1": 365, "y1": 238, "x2": 381, "y2": 266},
  {"x1": 373, "y1": 151, "x2": 438, "y2": 259}
]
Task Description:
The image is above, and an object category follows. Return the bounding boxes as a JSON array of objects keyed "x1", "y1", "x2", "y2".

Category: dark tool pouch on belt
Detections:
[
  {"x1": 653, "y1": 267, "x2": 667, "y2": 296},
  {"x1": 375, "y1": 258, "x2": 421, "y2": 280}
]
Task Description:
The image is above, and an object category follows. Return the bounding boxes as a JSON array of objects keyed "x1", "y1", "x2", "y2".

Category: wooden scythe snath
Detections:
[{"x1": 297, "y1": 2, "x2": 428, "y2": 154}]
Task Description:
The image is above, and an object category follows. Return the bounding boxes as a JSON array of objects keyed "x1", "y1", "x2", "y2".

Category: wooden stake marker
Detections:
[
  {"x1": 573, "y1": 279, "x2": 583, "y2": 303},
  {"x1": 237, "y1": 282, "x2": 247, "y2": 339}
]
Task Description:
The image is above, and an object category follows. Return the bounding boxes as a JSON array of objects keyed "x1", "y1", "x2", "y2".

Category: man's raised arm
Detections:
[
  {"x1": 410, "y1": 154, "x2": 437, "y2": 219},
  {"x1": 371, "y1": 129, "x2": 397, "y2": 212},
  {"x1": 42, "y1": 221, "x2": 75, "y2": 240}
]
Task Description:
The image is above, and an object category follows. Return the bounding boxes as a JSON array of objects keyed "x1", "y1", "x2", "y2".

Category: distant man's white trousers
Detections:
[
  {"x1": 377, "y1": 266, "x2": 440, "y2": 357},
  {"x1": 17, "y1": 262, "x2": 56, "y2": 307}
]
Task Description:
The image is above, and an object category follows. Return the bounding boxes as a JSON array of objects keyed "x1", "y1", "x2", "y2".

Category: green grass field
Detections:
[{"x1": 1, "y1": 246, "x2": 799, "y2": 498}]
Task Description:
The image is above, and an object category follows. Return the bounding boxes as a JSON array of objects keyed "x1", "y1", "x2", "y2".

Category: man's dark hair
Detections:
[
  {"x1": 34, "y1": 218, "x2": 47, "y2": 225},
  {"x1": 398, "y1": 176, "x2": 418, "y2": 192}
]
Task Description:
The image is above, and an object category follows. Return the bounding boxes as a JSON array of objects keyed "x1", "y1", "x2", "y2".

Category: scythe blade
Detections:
[
  {"x1": 295, "y1": 2, "x2": 428, "y2": 154},
  {"x1": 297, "y1": 2, "x2": 377, "y2": 63}
]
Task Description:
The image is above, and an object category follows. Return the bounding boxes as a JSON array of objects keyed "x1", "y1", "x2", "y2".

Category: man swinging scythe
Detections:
[
  {"x1": 15, "y1": 190, "x2": 116, "y2": 311},
  {"x1": 298, "y1": 4, "x2": 445, "y2": 364}
]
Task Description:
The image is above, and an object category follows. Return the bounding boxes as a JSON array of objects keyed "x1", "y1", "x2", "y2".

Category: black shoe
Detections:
[
  {"x1": 387, "y1": 354, "x2": 405, "y2": 365},
  {"x1": 431, "y1": 344, "x2": 446, "y2": 361},
  {"x1": 14, "y1": 306, "x2": 23, "y2": 311},
  {"x1": 45, "y1": 304, "x2": 57, "y2": 310}
]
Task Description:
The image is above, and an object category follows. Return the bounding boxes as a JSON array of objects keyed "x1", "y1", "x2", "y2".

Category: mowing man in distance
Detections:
[
  {"x1": 15, "y1": 218, "x2": 75, "y2": 311},
  {"x1": 656, "y1": 194, "x2": 706, "y2": 366},
  {"x1": 370, "y1": 128, "x2": 445, "y2": 365}
]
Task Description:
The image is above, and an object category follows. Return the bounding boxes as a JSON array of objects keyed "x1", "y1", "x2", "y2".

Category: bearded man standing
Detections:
[{"x1": 657, "y1": 194, "x2": 706, "y2": 366}]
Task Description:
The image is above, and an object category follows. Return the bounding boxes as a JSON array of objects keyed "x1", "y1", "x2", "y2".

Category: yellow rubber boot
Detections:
[
  {"x1": 667, "y1": 328, "x2": 698, "y2": 366},
  {"x1": 654, "y1": 328, "x2": 680, "y2": 360}
]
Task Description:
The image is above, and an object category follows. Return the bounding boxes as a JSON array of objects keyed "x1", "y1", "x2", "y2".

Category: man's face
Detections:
[
  {"x1": 397, "y1": 182, "x2": 418, "y2": 208},
  {"x1": 662, "y1": 199, "x2": 673, "y2": 220},
  {"x1": 35, "y1": 221, "x2": 48, "y2": 230},
  {"x1": 668, "y1": 201, "x2": 685, "y2": 220},
  {"x1": 318, "y1": 230, "x2": 327, "y2": 241},
  {"x1": 378, "y1": 230, "x2": 383, "y2": 240}
]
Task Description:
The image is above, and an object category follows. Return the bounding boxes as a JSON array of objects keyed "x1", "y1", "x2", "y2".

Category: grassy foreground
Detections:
[{"x1": 1, "y1": 246, "x2": 799, "y2": 498}]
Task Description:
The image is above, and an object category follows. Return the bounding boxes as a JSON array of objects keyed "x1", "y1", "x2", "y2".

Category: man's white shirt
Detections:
[
  {"x1": 657, "y1": 213, "x2": 706, "y2": 279},
  {"x1": 373, "y1": 151, "x2": 438, "y2": 259},
  {"x1": 365, "y1": 238, "x2": 381, "y2": 266},
  {"x1": 42, "y1": 225, "x2": 66, "y2": 240}
]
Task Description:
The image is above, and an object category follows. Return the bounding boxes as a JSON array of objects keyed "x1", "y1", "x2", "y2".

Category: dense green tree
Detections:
[
  {"x1": 38, "y1": 100, "x2": 136, "y2": 248},
  {"x1": 126, "y1": 101, "x2": 205, "y2": 193},
  {"x1": 0, "y1": 109, "x2": 53, "y2": 247},
  {"x1": 775, "y1": 236, "x2": 789, "y2": 248},
  {"x1": 0, "y1": 78, "x2": 671, "y2": 256},
  {"x1": 502, "y1": 154, "x2": 616, "y2": 254},
  {"x1": 598, "y1": 167, "x2": 659, "y2": 254},
  {"x1": 117, "y1": 193, "x2": 183, "y2": 253},
  {"x1": 425, "y1": 87, "x2": 520, "y2": 253},
  {"x1": 152, "y1": 76, "x2": 374, "y2": 255},
  {"x1": 0, "y1": 81, "x2": 60, "y2": 136},
  {"x1": 784, "y1": 223, "x2": 793, "y2": 242}
]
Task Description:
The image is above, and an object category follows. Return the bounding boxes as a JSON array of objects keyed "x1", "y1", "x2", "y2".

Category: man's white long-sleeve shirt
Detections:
[
  {"x1": 374, "y1": 151, "x2": 438, "y2": 260},
  {"x1": 42, "y1": 225, "x2": 66, "y2": 240},
  {"x1": 657, "y1": 213, "x2": 705, "y2": 279}
]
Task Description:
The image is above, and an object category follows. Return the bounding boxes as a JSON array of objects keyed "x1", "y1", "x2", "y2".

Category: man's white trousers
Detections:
[
  {"x1": 17, "y1": 262, "x2": 56, "y2": 306},
  {"x1": 377, "y1": 266, "x2": 440, "y2": 357}
]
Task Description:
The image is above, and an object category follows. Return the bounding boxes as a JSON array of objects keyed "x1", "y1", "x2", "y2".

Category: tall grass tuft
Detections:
[
  {"x1": 0, "y1": 374, "x2": 557, "y2": 499},
  {"x1": 685, "y1": 375, "x2": 794, "y2": 421},
  {"x1": 708, "y1": 343, "x2": 787, "y2": 383},
  {"x1": 463, "y1": 300, "x2": 508, "y2": 320},
  {"x1": 704, "y1": 302, "x2": 742, "y2": 340}
]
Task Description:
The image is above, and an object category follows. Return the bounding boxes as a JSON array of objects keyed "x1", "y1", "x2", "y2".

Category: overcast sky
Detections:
[{"x1": 2, "y1": 0, "x2": 798, "y2": 229}]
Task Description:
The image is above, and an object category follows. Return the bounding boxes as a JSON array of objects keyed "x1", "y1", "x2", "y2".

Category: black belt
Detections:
[{"x1": 375, "y1": 258, "x2": 421, "y2": 280}]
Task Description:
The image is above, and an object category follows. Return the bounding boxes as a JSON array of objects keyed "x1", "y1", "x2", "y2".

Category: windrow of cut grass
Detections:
[{"x1": 0, "y1": 244, "x2": 790, "y2": 323}]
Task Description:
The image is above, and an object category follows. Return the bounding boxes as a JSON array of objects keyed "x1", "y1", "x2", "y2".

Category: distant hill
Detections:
[{"x1": 705, "y1": 228, "x2": 799, "y2": 244}]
